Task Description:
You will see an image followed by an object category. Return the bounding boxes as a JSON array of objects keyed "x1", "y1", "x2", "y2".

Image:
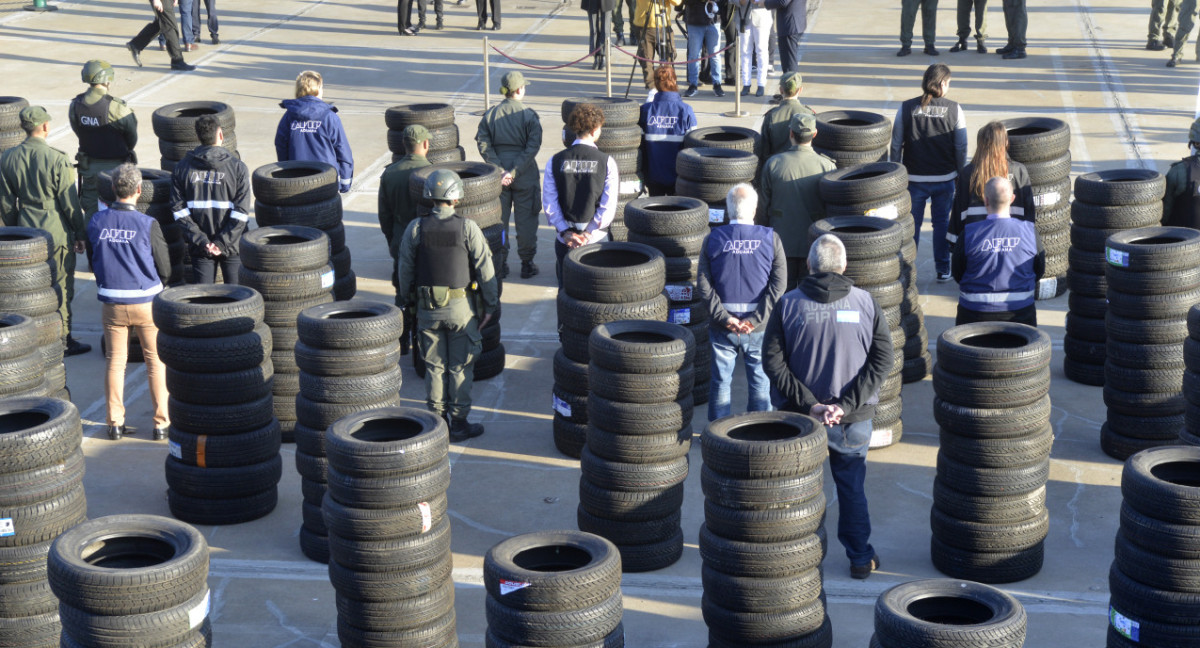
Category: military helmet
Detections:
[
  {"x1": 82, "y1": 60, "x2": 114, "y2": 85},
  {"x1": 423, "y1": 169, "x2": 464, "y2": 201},
  {"x1": 1189, "y1": 117, "x2": 1200, "y2": 144}
]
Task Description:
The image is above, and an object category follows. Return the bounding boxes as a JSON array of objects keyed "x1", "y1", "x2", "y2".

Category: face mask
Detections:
[{"x1": 1191, "y1": 145, "x2": 1199, "y2": 157}]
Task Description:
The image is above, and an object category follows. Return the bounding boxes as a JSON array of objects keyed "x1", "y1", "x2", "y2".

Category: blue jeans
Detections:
[
  {"x1": 907, "y1": 179, "x2": 955, "y2": 275},
  {"x1": 826, "y1": 419, "x2": 875, "y2": 566},
  {"x1": 687, "y1": 23, "x2": 723, "y2": 86},
  {"x1": 178, "y1": 0, "x2": 195, "y2": 44},
  {"x1": 707, "y1": 327, "x2": 771, "y2": 421}
]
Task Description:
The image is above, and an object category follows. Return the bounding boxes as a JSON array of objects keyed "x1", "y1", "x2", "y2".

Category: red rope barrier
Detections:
[
  {"x1": 489, "y1": 44, "x2": 604, "y2": 70},
  {"x1": 611, "y1": 41, "x2": 735, "y2": 65}
]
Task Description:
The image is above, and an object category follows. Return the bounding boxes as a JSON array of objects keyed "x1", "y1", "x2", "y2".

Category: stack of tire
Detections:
[
  {"x1": 577, "y1": 320, "x2": 694, "y2": 571},
  {"x1": 484, "y1": 531, "x2": 625, "y2": 647},
  {"x1": 1101, "y1": 227, "x2": 1199, "y2": 460},
  {"x1": 624, "y1": 196, "x2": 713, "y2": 405},
  {"x1": 819, "y1": 162, "x2": 931, "y2": 384},
  {"x1": 0, "y1": 315, "x2": 49, "y2": 398},
  {"x1": 674, "y1": 146, "x2": 757, "y2": 229},
  {"x1": 1002, "y1": 117, "x2": 1072, "y2": 299},
  {"x1": 809, "y1": 216, "x2": 906, "y2": 448},
  {"x1": 0, "y1": 228, "x2": 68, "y2": 399},
  {"x1": 153, "y1": 101, "x2": 238, "y2": 172},
  {"x1": 1064, "y1": 169, "x2": 1166, "y2": 386},
  {"x1": 408, "y1": 161, "x2": 507, "y2": 381},
  {"x1": 294, "y1": 301, "x2": 403, "y2": 563},
  {"x1": 97, "y1": 166, "x2": 187, "y2": 286},
  {"x1": 385, "y1": 103, "x2": 465, "y2": 165},
  {"x1": 871, "y1": 579, "x2": 1026, "y2": 648},
  {"x1": 1185, "y1": 306, "x2": 1200, "y2": 446},
  {"x1": 1106, "y1": 446, "x2": 1200, "y2": 648},
  {"x1": 0, "y1": 397, "x2": 86, "y2": 648},
  {"x1": 0, "y1": 97, "x2": 28, "y2": 153},
  {"x1": 813, "y1": 110, "x2": 891, "y2": 169},
  {"x1": 323, "y1": 408, "x2": 456, "y2": 648},
  {"x1": 49, "y1": 514, "x2": 212, "y2": 647},
  {"x1": 155, "y1": 284, "x2": 281, "y2": 525},
  {"x1": 237, "y1": 226, "x2": 334, "y2": 442},
  {"x1": 699, "y1": 411, "x2": 832, "y2": 648},
  {"x1": 930, "y1": 322, "x2": 1052, "y2": 583},
  {"x1": 560, "y1": 97, "x2": 642, "y2": 241},
  {"x1": 552, "y1": 242, "x2": 668, "y2": 458},
  {"x1": 253, "y1": 161, "x2": 356, "y2": 300}
]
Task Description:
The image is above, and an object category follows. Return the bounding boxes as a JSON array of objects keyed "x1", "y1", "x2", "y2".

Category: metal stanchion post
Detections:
[
  {"x1": 473, "y1": 37, "x2": 492, "y2": 116},
  {"x1": 722, "y1": 30, "x2": 748, "y2": 118},
  {"x1": 25, "y1": 0, "x2": 58, "y2": 10},
  {"x1": 606, "y1": 38, "x2": 613, "y2": 97}
]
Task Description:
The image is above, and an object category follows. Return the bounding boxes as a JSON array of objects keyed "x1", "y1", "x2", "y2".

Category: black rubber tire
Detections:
[
  {"x1": 295, "y1": 394, "x2": 401, "y2": 432},
  {"x1": 167, "y1": 392, "x2": 276, "y2": 435},
  {"x1": 842, "y1": 254, "x2": 901, "y2": 287},
  {"x1": 587, "y1": 364, "x2": 693, "y2": 404},
  {"x1": 152, "y1": 284, "x2": 263, "y2": 337},
  {"x1": 815, "y1": 145, "x2": 887, "y2": 170},
  {"x1": 0, "y1": 97, "x2": 30, "y2": 132},
  {"x1": 627, "y1": 227, "x2": 708, "y2": 258},
  {"x1": 1108, "y1": 562, "x2": 1200, "y2": 626},
  {"x1": 1113, "y1": 530, "x2": 1200, "y2": 594},
  {"x1": 1070, "y1": 199, "x2": 1164, "y2": 229},
  {"x1": 1120, "y1": 500, "x2": 1200, "y2": 559},
  {"x1": 166, "y1": 420, "x2": 281, "y2": 468},
  {"x1": 581, "y1": 446, "x2": 688, "y2": 491},
  {"x1": 553, "y1": 348, "x2": 589, "y2": 395},
  {"x1": 930, "y1": 535, "x2": 1044, "y2": 584},
  {"x1": 1073, "y1": 168, "x2": 1166, "y2": 206},
  {"x1": 702, "y1": 563, "x2": 822, "y2": 614},
  {"x1": 151, "y1": 100, "x2": 235, "y2": 140},
  {"x1": 588, "y1": 320, "x2": 694, "y2": 374},
  {"x1": 1023, "y1": 151, "x2": 1071, "y2": 186},
  {"x1": 700, "y1": 411, "x2": 828, "y2": 479},
  {"x1": 1122, "y1": 446, "x2": 1200, "y2": 524},
  {"x1": 577, "y1": 506, "x2": 681, "y2": 546},
  {"x1": 933, "y1": 478, "x2": 1046, "y2": 524},
  {"x1": 295, "y1": 340, "x2": 400, "y2": 378},
  {"x1": 701, "y1": 593, "x2": 826, "y2": 643},
  {"x1": 585, "y1": 424, "x2": 691, "y2": 464},
  {"x1": 296, "y1": 300, "x2": 404, "y2": 350},
  {"x1": 818, "y1": 162, "x2": 909, "y2": 204},
  {"x1": 0, "y1": 447, "x2": 83, "y2": 508},
  {"x1": 938, "y1": 424, "x2": 1053, "y2": 469},
  {"x1": 873, "y1": 578, "x2": 1027, "y2": 647},
  {"x1": 1001, "y1": 116, "x2": 1070, "y2": 163},
  {"x1": 578, "y1": 477, "x2": 683, "y2": 520},
  {"x1": 813, "y1": 110, "x2": 892, "y2": 152},
  {"x1": 238, "y1": 225, "x2": 330, "y2": 272},
  {"x1": 810, "y1": 216, "x2": 904, "y2": 259},
  {"x1": 251, "y1": 161, "x2": 339, "y2": 206},
  {"x1": 322, "y1": 490, "x2": 447, "y2": 542},
  {"x1": 931, "y1": 507, "x2": 1048, "y2": 553},
  {"x1": 1063, "y1": 336, "x2": 1105, "y2": 365},
  {"x1": 157, "y1": 322, "x2": 271, "y2": 373},
  {"x1": 935, "y1": 322, "x2": 1051, "y2": 378},
  {"x1": 165, "y1": 454, "x2": 282, "y2": 500},
  {"x1": 165, "y1": 362, "x2": 274, "y2": 405},
  {"x1": 47, "y1": 514, "x2": 208, "y2": 616},
  {"x1": 426, "y1": 145, "x2": 466, "y2": 165},
  {"x1": 1063, "y1": 356, "x2": 1106, "y2": 386},
  {"x1": 385, "y1": 103, "x2": 455, "y2": 129},
  {"x1": 553, "y1": 416, "x2": 587, "y2": 459},
  {"x1": 326, "y1": 461, "x2": 451, "y2": 510},
  {"x1": 0, "y1": 263, "x2": 51, "y2": 295},
  {"x1": 325, "y1": 407, "x2": 447, "y2": 478},
  {"x1": 675, "y1": 147, "x2": 758, "y2": 183},
  {"x1": 327, "y1": 516, "x2": 450, "y2": 573},
  {"x1": 623, "y1": 196, "x2": 710, "y2": 236},
  {"x1": 1067, "y1": 268, "x2": 1106, "y2": 298},
  {"x1": 935, "y1": 454, "x2": 1049, "y2": 497},
  {"x1": 682, "y1": 126, "x2": 759, "y2": 153},
  {"x1": 1108, "y1": 361, "x2": 1184, "y2": 393},
  {"x1": 1106, "y1": 285, "x2": 1200, "y2": 321},
  {"x1": 327, "y1": 554, "x2": 451, "y2": 603},
  {"x1": 1107, "y1": 312, "x2": 1188, "y2": 345},
  {"x1": 587, "y1": 393, "x2": 693, "y2": 434},
  {"x1": 561, "y1": 97, "x2": 640, "y2": 127},
  {"x1": 1065, "y1": 312, "x2": 1106, "y2": 342},
  {"x1": 0, "y1": 486, "x2": 86, "y2": 549},
  {"x1": 703, "y1": 488, "x2": 826, "y2": 542},
  {"x1": 0, "y1": 287, "x2": 58, "y2": 317},
  {"x1": 1104, "y1": 383, "x2": 1186, "y2": 417},
  {"x1": 557, "y1": 292, "x2": 668, "y2": 334},
  {"x1": 387, "y1": 123, "x2": 458, "y2": 153},
  {"x1": 58, "y1": 587, "x2": 212, "y2": 648},
  {"x1": 253, "y1": 195, "x2": 342, "y2": 230},
  {"x1": 0, "y1": 397, "x2": 81, "y2": 473},
  {"x1": 1106, "y1": 264, "x2": 1200, "y2": 295},
  {"x1": 698, "y1": 523, "x2": 826, "y2": 578},
  {"x1": 483, "y1": 529, "x2": 621, "y2": 613},
  {"x1": 298, "y1": 365, "x2": 402, "y2": 404},
  {"x1": 1105, "y1": 226, "x2": 1200, "y2": 273},
  {"x1": 932, "y1": 365, "x2": 1050, "y2": 408}
]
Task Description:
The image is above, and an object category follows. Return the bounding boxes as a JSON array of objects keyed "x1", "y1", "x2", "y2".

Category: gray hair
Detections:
[
  {"x1": 111, "y1": 163, "x2": 142, "y2": 201},
  {"x1": 808, "y1": 234, "x2": 847, "y2": 274},
  {"x1": 725, "y1": 183, "x2": 758, "y2": 223},
  {"x1": 983, "y1": 176, "x2": 1015, "y2": 211}
]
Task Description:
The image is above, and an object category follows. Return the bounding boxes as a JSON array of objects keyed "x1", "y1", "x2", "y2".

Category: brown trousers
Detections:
[{"x1": 103, "y1": 302, "x2": 169, "y2": 428}]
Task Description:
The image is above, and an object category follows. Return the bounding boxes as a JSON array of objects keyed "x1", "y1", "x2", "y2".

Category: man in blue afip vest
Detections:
[{"x1": 952, "y1": 176, "x2": 1044, "y2": 326}]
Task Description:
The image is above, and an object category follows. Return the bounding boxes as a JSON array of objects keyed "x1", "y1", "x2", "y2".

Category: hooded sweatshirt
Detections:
[
  {"x1": 275, "y1": 96, "x2": 355, "y2": 192},
  {"x1": 169, "y1": 145, "x2": 251, "y2": 257}
]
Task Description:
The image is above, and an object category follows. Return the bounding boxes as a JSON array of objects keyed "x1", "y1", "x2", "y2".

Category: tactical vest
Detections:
[
  {"x1": 551, "y1": 144, "x2": 609, "y2": 224},
  {"x1": 958, "y1": 216, "x2": 1038, "y2": 313},
  {"x1": 416, "y1": 214, "x2": 470, "y2": 289},
  {"x1": 899, "y1": 95, "x2": 960, "y2": 181},
  {"x1": 1166, "y1": 156, "x2": 1200, "y2": 230},
  {"x1": 71, "y1": 93, "x2": 131, "y2": 160},
  {"x1": 88, "y1": 204, "x2": 163, "y2": 304},
  {"x1": 706, "y1": 223, "x2": 775, "y2": 319},
  {"x1": 778, "y1": 286, "x2": 878, "y2": 405}
]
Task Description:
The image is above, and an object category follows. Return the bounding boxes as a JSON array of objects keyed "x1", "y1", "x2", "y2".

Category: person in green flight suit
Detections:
[
  {"x1": 69, "y1": 60, "x2": 138, "y2": 224},
  {"x1": 759, "y1": 72, "x2": 814, "y2": 160},
  {"x1": 759, "y1": 112, "x2": 836, "y2": 290},
  {"x1": 476, "y1": 70, "x2": 543, "y2": 280},
  {"x1": 1148, "y1": 0, "x2": 1180, "y2": 50},
  {"x1": 396, "y1": 169, "x2": 500, "y2": 442},
  {"x1": 0, "y1": 106, "x2": 91, "y2": 356},
  {"x1": 898, "y1": 0, "x2": 940, "y2": 56},
  {"x1": 1168, "y1": 0, "x2": 1200, "y2": 66},
  {"x1": 378, "y1": 124, "x2": 433, "y2": 355}
]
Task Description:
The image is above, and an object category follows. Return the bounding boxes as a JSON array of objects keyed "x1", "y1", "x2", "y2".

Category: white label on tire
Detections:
[
  {"x1": 669, "y1": 308, "x2": 691, "y2": 324},
  {"x1": 868, "y1": 428, "x2": 892, "y2": 448},
  {"x1": 864, "y1": 204, "x2": 898, "y2": 220},
  {"x1": 665, "y1": 284, "x2": 693, "y2": 301},
  {"x1": 552, "y1": 394, "x2": 571, "y2": 417},
  {"x1": 321, "y1": 271, "x2": 335, "y2": 288},
  {"x1": 168, "y1": 441, "x2": 182, "y2": 460},
  {"x1": 188, "y1": 590, "x2": 211, "y2": 630},
  {"x1": 0, "y1": 518, "x2": 13, "y2": 537},
  {"x1": 1109, "y1": 606, "x2": 1139, "y2": 641},
  {"x1": 1106, "y1": 247, "x2": 1130, "y2": 267},
  {"x1": 499, "y1": 579, "x2": 531, "y2": 595},
  {"x1": 620, "y1": 179, "x2": 642, "y2": 195},
  {"x1": 1034, "y1": 191, "x2": 1060, "y2": 207},
  {"x1": 708, "y1": 208, "x2": 725, "y2": 224},
  {"x1": 418, "y1": 501, "x2": 432, "y2": 533},
  {"x1": 1036, "y1": 277, "x2": 1057, "y2": 300}
]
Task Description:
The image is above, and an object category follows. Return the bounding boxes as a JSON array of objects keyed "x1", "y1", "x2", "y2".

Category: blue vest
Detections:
[
  {"x1": 778, "y1": 286, "x2": 878, "y2": 405},
  {"x1": 88, "y1": 204, "x2": 163, "y2": 304},
  {"x1": 705, "y1": 223, "x2": 775, "y2": 320},
  {"x1": 959, "y1": 216, "x2": 1038, "y2": 313}
]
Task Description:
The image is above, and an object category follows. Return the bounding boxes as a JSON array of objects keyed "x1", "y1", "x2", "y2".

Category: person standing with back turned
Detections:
[
  {"x1": 275, "y1": 70, "x2": 355, "y2": 195},
  {"x1": 764, "y1": 0, "x2": 806, "y2": 72},
  {"x1": 69, "y1": 60, "x2": 138, "y2": 225}
]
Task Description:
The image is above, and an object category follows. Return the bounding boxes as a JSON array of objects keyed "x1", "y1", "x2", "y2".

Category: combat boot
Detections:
[{"x1": 449, "y1": 418, "x2": 484, "y2": 442}]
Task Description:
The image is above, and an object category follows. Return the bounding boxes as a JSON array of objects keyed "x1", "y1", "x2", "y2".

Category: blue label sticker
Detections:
[
  {"x1": 1106, "y1": 247, "x2": 1130, "y2": 267},
  {"x1": 836, "y1": 310, "x2": 860, "y2": 324},
  {"x1": 552, "y1": 394, "x2": 571, "y2": 417},
  {"x1": 0, "y1": 518, "x2": 12, "y2": 538},
  {"x1": 669, "y1": 308, "x2": 692, "y2": 324},
  {"x1": 1110, "y1": 606, "x2": 1140, "y2": 641}
]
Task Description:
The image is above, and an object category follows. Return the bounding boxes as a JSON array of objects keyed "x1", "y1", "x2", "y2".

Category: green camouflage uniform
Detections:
[
  {"x1": 759, "y1": 97, "x2": 815, "y2": 161},
  {"x1": 759, "y1": 143, "x2": 836, "y2": 288}
]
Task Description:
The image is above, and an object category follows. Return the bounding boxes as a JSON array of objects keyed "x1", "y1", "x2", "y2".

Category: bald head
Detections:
[{"x1": 984, "y1": 176, "x2": 1015, "y2": 216}]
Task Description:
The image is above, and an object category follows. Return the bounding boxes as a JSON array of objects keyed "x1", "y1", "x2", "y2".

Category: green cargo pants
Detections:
[
  {"x1": 499, "y1": 172, "x2": 541, "y2": 267},
  {"x1": 1001, "y1": 0, "x2": 1026, "y2": 49},
  {"x1": 956, "y1": 0, "x2": 987, "y2": 41},
  {"x1": 1151, "y1": 0, "x2": 1181, "y2": 41},
  {"x1": 78, "y1": 157, "x2": 125, "y2": 222},
  {"x1": 51, "y1": 245, "x2": 76, "y2": 338},
  {"x1": 418, "y1": 315, "x2": 483, "y2": 421},
  {"x1": 900, "y1": 0, "x2": 939, "y2": 48},
  {"x1": 1172, "y1": 0, "x2": 1200, "y2": 61}
]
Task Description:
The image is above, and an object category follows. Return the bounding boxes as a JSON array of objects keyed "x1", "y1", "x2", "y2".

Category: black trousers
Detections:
[
  {"x1": 131, "y1": 1, "x2": 184, "y2": 62},
  {"x1": 587, "y1": 10, "x2": 609, "y2": 63},
  {"x1": 400, "y1": 0, "x2": 442, "y2": 30},
  {"x1": 778, "y1": 28, "x2": 802, "y2": 72},
  {"x1": 956, "y1": 303, "x2": 1037, "y2": 327},
  {"x1": 191, "y1": 0, "x2": 218, "y2": 39},
  {"x1": 192, "y1": 254, "x2": 241, "y2": 285},
  {"x1": 476, "y1": 0, "x2": 500, "y2": 27}
]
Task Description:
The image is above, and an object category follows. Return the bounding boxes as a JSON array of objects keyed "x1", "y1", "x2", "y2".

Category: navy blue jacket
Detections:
[
  {"x1": 275, "y1": 96, "x2": 355, "y2": 192},
  {"x1": 952, "y1": 215, "x2": 1045, "y2": 313},
  {"x1": 639, "y1": 91, "x2": 697, "y2": 188},
  {"x1": 87, "y1": 202, "x2": 171, "y2": 304},
  {"x1": 764, "y1": 0, "x2": 806, "y2": 35}
]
